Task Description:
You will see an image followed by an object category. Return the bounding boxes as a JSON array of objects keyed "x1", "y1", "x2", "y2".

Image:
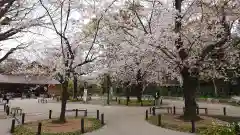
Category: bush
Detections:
[{"x1": 200, "y1": 122, "x2": 239, "y2": 135}]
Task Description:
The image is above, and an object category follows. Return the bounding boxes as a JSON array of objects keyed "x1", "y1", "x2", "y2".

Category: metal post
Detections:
[
  {"x1": 101, "y1": 113, "x2": 104, "y2": 125},
  {"x1": 158, "y1": 114, "x2": 162, "y2": 126},
  {"x1": 6, "y1": 105, "x2": 9, "y2": 116},
  {"x1": 81, "y1": 119, "x2": 85, "y2": 133},
  {"x1": 145, "y1": 110, "x2": 148, "y2": 120},
  {"x1": 75, "y1": 109, "x2": 78, "y2": 118},
  {"x1": 22, "y1": 113, "x2": 25, "y2": 124},
  {"x1": 37, "y1": 122, "x2": 42, "y2": 135},
  {"x1": 84, "y1": 110, "x2": 87, "y2": 117},
  {"x1": 97, "y1": 110, "x2": 99, "y2": 120},
  {"x1": 49, "y1": 110, "x2": 52, "y2": 119},
  {"x1": 149, "y1": 107, "x2": 152, "y2": 114},
  {"x1": 173, "y1": 106, "x2": 176, "y2": 115},
  {"x1": 10, "y1": 119, "x2": 15, "y2": 133},
  {"x1": 223, "y1": 107, "x2": 226, "y2": 116}
]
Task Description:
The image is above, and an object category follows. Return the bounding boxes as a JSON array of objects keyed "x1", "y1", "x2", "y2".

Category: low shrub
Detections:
[{"x1": 200, "y1": 122, "x2": 240, "y2": 135}]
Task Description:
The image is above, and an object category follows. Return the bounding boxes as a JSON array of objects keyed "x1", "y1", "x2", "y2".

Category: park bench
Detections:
[
  {"x1": 66, "y1": 109, "x2": 88, "y2": 116},
  {"x1": 142, "y1": 95, "x2": 154, "y2": 101},
  {"x1": 38, "y1": 98, "x2": 47, "y2": 103},
  {"x1": 11, "y1": 107, "x2": 22, "y2": 115},
  {"x1": 182, "y1": 107, "x2": 208, "y2": 115},
  {"x1": 155, "y1": 106, "x2": 173, "y2": 114}
]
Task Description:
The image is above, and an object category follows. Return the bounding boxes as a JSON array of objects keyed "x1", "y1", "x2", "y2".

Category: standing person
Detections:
[{"x1": 6, "y1": 94, "x2": 9, "y2": 104}]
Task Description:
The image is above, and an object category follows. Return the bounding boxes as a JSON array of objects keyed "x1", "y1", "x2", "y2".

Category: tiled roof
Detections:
[{"x1": 0, "y1": 74, "x2": 60, "y2": 85}]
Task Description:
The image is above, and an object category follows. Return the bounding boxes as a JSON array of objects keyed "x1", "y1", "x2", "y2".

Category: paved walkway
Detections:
[{"x1": 1, "y1": 98, "x2": 240, "y2": 135}]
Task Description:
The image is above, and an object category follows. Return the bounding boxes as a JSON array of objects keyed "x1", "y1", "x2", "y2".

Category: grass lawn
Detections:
[
  {"x1": 147, "y1": 114, "x2": 228, "y2": 134},
  {"x1": 13, "y1": 117, "x2": 102, "y2": 135}
]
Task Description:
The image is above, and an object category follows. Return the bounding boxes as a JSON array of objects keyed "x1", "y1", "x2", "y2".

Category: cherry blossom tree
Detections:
[
  {"x1": 0, "y1": 0, "x2": 47, "y2": 63},
  {"x1": 38, "y1": 0, "x2": 119, "y2": 122},
  {"x1": 99, "y1": 0, "x2": 240, "y2": 120}
]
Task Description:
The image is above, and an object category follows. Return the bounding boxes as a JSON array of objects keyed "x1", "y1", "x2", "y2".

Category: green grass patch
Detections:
[{"x1": 13, "y1": 117, "x2": 102, "y2": 135}]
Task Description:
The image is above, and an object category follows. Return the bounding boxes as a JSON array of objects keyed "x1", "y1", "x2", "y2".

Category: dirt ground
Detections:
[{"x1": 25, "y1": 118, "x2": 93, "y2": 133}]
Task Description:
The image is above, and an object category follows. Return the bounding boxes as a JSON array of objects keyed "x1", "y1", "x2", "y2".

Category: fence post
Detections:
[
  {"x1": 10, "y1": 119, "x2": 15, "y2": 133},
  {"x1": 158, "y1": 114, "x2": 162, "y2": 126},
  {"x1": 22, "y1": 113, "x2": 25, "y2": 124},
  {"x1": 205, "y1": 108, "x2": 208, "y2": 115},
  {"x1": 149, "y1": 107, "x2": 152, "y2": 114},
  {"x1": 75, "y1": 109, "x2": 78, "y2": 118},
  {"x1": 145, "y1": 110, "x2": 148, "y2": 120},
  {"x1": 81, "y1": 118, "x2": 85, "y2": 133},
  {"x1": 191, "y1": 120, "x2": 195, "y2": 133},
  {"x1": 173, "y1": 106, "x2": 176, "y2": 115},
  {"x1": 152, "y1": 107, "x2": 156, "y2": 116},
  {"x1": 223, "y1": 107, "x2": 226, "y2": 116},
  {"x1": 37, "y1": 122, "x2": 42, "y2": 135},
  {"x1": 97, "y1": 110, "x2": 99, "y2": 120},
  {"x1": 84, "y1": 110, "x2": 87, "y2": 117},
  {"x1": 101, "y1": 113, "x2": 104, "y2": 125},
  {"x1": 49, "y1": 110, "x2": 52, "y2": 119}
]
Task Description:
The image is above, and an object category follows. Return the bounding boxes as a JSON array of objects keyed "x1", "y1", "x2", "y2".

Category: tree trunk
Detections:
[
  {"x1": 212, "y1": 78, "x2": 218, "y2": 97},
  {"x1": 136, "y1": 83, "x2": 142, "y2": 103},
  {"x1": 73, "y1": 74, "x2": 77, "y2": 99},
  {"x1": 59, "y1": 80, "x2": 68, "y2": 123},
  {"x1": 107, "y1": 87, "x2": 110, "y2": 105},
  {"x1": 181, "y1": 67, "x2": 198, "y2": 120}
]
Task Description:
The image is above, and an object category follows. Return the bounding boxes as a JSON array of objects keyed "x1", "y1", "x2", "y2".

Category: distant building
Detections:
[{"x1": 0, "y1": 74, "x2": 60, "y2": 96}]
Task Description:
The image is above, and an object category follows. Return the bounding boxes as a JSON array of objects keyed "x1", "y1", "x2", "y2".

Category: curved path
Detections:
[{"x1": 2, "y1": 98, "x2": 240, "y2": 135}]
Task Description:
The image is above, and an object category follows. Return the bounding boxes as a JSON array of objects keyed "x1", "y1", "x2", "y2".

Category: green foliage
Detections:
[{"x1": 200, "y1": 123, "x2": 238, "y2": 135}]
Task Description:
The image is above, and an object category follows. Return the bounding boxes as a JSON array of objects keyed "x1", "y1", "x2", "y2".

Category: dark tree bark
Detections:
[
  {"x1": 136, "y1": 69, "x2": 143, "y2": 102},
  {"x1": 59, "y1": 80, "x2": 68, "y2": 122},
  {"x1": 174, "y1": 0, "x2": 198, "y2": 120},
  {"x1": 181, "y1": 67, "x2": 198, "y2": 120},
  {"x1": 73, "y1": 73, "x2": 77, "y2": 99}
]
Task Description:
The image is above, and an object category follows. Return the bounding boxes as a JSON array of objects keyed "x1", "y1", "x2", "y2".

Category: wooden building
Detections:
[{"x1": 0, "y1": 74, "x2": 60, "y2": 97}]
